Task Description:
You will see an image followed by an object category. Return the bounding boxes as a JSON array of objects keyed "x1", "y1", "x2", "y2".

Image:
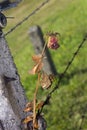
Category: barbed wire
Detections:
[
  {"x1": 40, "y1": 33, "x2": 87, "y2": 113},
  {"x1": 4, "y1": 0, "x2": 50, "y2": 37}
]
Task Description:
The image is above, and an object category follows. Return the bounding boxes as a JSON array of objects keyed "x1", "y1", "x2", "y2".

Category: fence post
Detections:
[
  {"x1": 0, "y1": 29, "x2": 47, "y2": 130},
  {"x1": 0, "y1": 29, "x2": 28, "y2": 130},
  {"x1": 29, "y1": 25, "x2": 57, "y2": 75}
]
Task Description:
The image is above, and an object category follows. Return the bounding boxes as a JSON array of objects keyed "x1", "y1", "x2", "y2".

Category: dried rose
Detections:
[
  {"x1": 40, "y1": 72, "x2": 54, "y2": 89},
  {"x1": 47, "y1": 32, "x2": 60, "y2": 50}
]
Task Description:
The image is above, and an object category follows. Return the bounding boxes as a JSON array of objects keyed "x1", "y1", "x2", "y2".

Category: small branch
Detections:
[
  {"x1": 33, "y1": 73, "x2": 41, "y2": 129},
  {"x1": 41, "y1": 42, "x2": 47, "y2": 57}
]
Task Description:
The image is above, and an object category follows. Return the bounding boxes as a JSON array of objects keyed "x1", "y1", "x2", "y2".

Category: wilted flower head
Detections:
[
  {"x1": 47, "y1": 32, "x2": 60, "y2": 50},
  {"x1": 40, "y1": 72, "x2": 55, "y2": 89}
]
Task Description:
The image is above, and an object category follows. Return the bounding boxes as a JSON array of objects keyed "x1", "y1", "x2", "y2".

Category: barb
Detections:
[
  {"x1": 4, "y1": 0, "x2": 50, "y2": 37},
  {"x1": 40, "y1": 34, "x2": 87, "y2": 113}
]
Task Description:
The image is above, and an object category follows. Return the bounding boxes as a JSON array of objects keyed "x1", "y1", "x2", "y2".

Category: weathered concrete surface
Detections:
[
  {"x1": 0, "y1": 30, "x2": 27, "y2": 130},
  {"x1": 0, "y1": 30, "x2": 47, "y2": 130}
]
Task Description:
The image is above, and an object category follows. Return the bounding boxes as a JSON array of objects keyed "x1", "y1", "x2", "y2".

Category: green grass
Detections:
[{"x1": 3, "y1": 0, "x2": 87, "y2": 129}]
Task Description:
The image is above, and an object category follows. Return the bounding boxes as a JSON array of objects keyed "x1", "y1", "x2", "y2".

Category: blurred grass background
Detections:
[{"x1": 3, "y1": 0, "x2": 87, "y2": 129}]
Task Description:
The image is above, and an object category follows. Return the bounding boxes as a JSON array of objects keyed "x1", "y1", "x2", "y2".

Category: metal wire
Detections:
[
  {"x1": 4, "y1": 0, "x2": 50, "y2": 37},
  {"x1": 40, "y1": 34, "x2": 87, "y2": 113}
]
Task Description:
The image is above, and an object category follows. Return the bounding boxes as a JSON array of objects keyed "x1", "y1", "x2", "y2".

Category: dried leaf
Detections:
[
  {"x1": 24, "y1": 106, "x2": 33, "y2": 112},
  {"x1": 24, "y1": 102, "x2": 33, "y2": 112},
  {"x1": 29, "y1": 54, "x2": 43, "y2": 75},
  {"x1": 34, "y1": 119, "x2": 38, "y2": 129},
  {"x1": 32, "y1": 54, "x2": 42, "y2": 63},
  {"x1": 24, "y1": 107, "x2": 33, "y2": 112},
  {"x1": 29, "y1": 62, "x2": 43, "y2": 75},
  {"x1": 40, "y1": 72, "x2": 54, "y2": 89},
  {"x1": 26, "y1": 102, "x2": 33, "y2": 107},
  {"x1": 23, "y1": 115, "x2": 33, "y2": 124}
]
